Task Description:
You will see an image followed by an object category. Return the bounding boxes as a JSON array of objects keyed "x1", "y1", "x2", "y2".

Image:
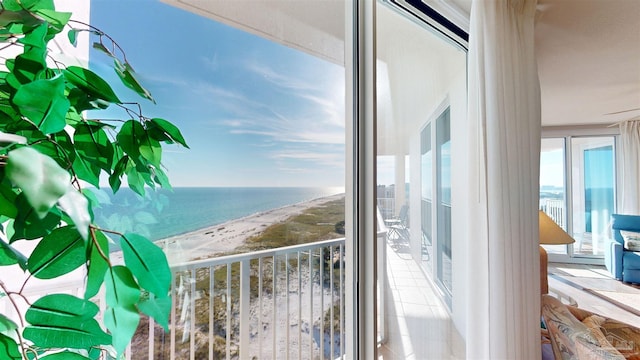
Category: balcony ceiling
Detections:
[{"x1": 163, "y1": 0, "x2": 640, "y2": 127}]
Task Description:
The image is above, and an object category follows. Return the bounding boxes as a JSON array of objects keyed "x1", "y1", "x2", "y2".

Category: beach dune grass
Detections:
[{"x1": 241, "y1": 198, "x2": 345, "y2": 251}]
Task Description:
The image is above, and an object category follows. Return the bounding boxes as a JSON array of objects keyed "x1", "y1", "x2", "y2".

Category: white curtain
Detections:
[
  {"x1": 466, "y1": 0, "x2": 541, "y2": 359},
  {"x1": 619, "y1": 120, "x2": 640, "y2": 214}
]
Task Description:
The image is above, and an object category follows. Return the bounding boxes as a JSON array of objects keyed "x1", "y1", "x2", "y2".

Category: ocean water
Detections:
[{"x1": 91, "y1": 187, "x2": 343, "y2": 241}]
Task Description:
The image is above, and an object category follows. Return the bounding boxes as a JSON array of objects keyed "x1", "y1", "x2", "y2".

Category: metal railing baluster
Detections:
[
  {"x1": 320, "y1": 246, "x2": 324, "y2": 359},
  {"x1": 240, "y1": 260, "x2": 250, "y2": 358},
  {"x1": 330, "y1": 245, "x2": 334, "y2": 359},
  {"x1": 209, "y1": 267, "x2": 214, "y2": 360},
  {"x1": 190, "y1": 268, "x2": 196, "y2": 360},
  {"x1": 273, "y1": 255, "x2": 277, "y2": 360},
  {"x1": 309, "y1": 249, "x2": 314, "y2": 359},
  {"x1": 226, "y1": 264, "x2": 231, "y2": 360},
  {"x1": 170, "y1": 272, "x2": 176, "y2": 360},
  {"x1": 259, "y1": 257, "x2": 263, "y2": 359},
  {"x1": 286, "y1": 252, "x2": 290, "y2": 360},
  {"x1": 297, "y1": 251, "x2": 302, "y2": 359}
]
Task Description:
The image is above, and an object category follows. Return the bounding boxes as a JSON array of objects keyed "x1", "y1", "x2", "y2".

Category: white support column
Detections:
[{"x1": 394, "y1": 154, "x2": 406, "y2": 213}]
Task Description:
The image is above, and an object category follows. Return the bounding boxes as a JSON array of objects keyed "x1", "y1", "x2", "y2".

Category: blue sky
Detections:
[{"x1": 89, "y1": 0, "x2": 345, "y2": 188}]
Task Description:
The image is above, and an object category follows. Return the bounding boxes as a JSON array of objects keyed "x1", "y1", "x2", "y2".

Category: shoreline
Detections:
[{"x1": 155, "y1": 193, "x2": 345, "y2": 263}]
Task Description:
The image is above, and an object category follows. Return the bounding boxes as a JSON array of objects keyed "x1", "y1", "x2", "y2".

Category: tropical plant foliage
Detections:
[{"x1": 0, "y1": 1, "x2": 187, "y2": 358}]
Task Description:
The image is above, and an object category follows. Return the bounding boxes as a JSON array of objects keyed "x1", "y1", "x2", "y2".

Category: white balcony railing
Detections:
[
  {"x1": 540, "y1": 199, "x2": 565, "y2": 229},
  {"x1": 133, "y1": 238, "x2": 346, "y2": 360}
]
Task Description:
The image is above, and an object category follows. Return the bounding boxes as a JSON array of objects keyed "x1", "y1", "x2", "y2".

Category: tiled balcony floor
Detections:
[{"x1": 377, "y1": 240, "x2": 465, "y2": 359}]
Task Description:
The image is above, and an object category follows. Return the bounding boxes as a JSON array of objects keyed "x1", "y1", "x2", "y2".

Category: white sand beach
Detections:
[{"x1": 156, "y1": 193, "x2": 345, "y2": 264}]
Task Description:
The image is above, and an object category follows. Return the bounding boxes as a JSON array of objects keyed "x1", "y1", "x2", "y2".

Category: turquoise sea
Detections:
[{"x1": 91, "y1": 187, "x2": 343, "y2": 241}]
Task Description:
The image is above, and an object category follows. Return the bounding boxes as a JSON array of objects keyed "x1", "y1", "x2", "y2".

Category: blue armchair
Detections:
[{"x1": 605, "y1": 214, "x2": 640, "y2": 284}]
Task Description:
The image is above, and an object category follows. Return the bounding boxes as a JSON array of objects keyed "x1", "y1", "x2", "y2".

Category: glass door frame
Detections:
[
  {"x1": 541, "y1": 126, "x2": 621, "y2": 265},
  {"x1": 351, "y1": 0, "x2": 469, "y2": 357}
]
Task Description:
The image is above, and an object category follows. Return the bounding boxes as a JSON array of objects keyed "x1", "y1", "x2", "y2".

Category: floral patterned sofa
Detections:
[{"x1": 541, "y1": 295, "x2": 640, "y2": 359}]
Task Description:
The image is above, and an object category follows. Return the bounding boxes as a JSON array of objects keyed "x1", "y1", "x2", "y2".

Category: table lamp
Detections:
[{"x1": 539, "y1": 210, "x2": 575, "y2": 294}]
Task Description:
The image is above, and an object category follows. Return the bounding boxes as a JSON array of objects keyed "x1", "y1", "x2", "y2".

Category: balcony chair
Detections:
[
  {"x1": 605, "y1": 214, "x2": 640, "y2": 284},
  {"x1": 385, "y1": 204, "x2": 409, "y2": 243}
]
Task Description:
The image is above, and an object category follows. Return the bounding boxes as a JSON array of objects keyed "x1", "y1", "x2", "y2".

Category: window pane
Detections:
[
  {"x1": 376, "y1": 2, "x2": 466, "y2": 358},
  {"x1": 437, "y1": 108, "x2": 452, "y2": 292},
  {"x1": 571, "y1": 137, "x2": 615, "y2": 256},
  {"x1": 421, "y1": 124, "x2": 433, "y2": 268},
  {"x1": 89, "y1": 2, "x2": 348, "y2": 358},
  {"x1": 540, "y1": 138, "x2": 568, "y2": 255}
]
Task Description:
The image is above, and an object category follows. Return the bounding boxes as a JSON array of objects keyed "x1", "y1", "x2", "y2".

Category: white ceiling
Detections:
[
  {"x1": 164, "y1": 0, "x2": 640, "y2": 127},
  {"x1": 535, "y1": 0, "x2": 640, "y2": 126},
  {"x1": 451, "y1": 0, "x2": 640, "y2": 127}
]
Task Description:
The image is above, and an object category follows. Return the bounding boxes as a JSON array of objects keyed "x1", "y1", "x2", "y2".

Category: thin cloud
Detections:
[
  {"x1": 245, "y1": 61, "x2": 319, "y2": 92},
  {"x1": 200, "y1": 53, "x2": 219, "y2": 72}
]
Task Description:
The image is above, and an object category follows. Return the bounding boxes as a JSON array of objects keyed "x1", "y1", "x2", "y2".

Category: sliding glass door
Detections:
[
  {"x1": 572, "y1": 137, "x2": 616, "y2": 256},
  {"x1": 375, "y1": 0, "x2": 467, "y2": 357},
  {"x1": 540, "y1": 134, "x2": 618, "y2": 261}
]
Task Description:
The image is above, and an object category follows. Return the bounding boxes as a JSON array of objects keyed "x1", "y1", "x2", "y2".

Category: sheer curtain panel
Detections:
[
  {"x1": 619, "y1": 120, "x2": 640, "y2": 214},
  {"x1": 466, "y1": 0, "x2": 541, "y2": 358}
]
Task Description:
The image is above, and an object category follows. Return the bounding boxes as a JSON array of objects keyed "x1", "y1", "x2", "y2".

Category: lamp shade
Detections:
[{"x1": 539, "y1": 210, "x2": 575, "y2": 245}]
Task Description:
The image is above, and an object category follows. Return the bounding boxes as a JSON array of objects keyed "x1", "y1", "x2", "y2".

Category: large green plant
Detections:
[{"x1": 0, "y1": 1, "x2": 187, "y2": 358}]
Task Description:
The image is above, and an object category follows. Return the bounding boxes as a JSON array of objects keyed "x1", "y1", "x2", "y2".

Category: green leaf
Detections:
[
  {"x1": 126, "y1": 166, "x2": 145, "y2": 196},
  {"x1": 139, "y1": 134, "x2": 161, "y2": 167},
  {"x1": 64, "y1": 66, "x2": 121, "y2": 104},
  {"x1": 104, "y1": 266, "x2": 141, "y2": 356},
  {"x1": 40, "y1": 351, "x2": 90, "y2": 360},
  {"x1": 114, "y1": 59, "x2": 154, "y2": 103},
  {"x1": 105, "y1": 266, "x2": 140, "y2": 308},
  {"x1": 148, "y1": 118, "x2": 189, "y2": 148},
  {"x1": 74, "y1": 122, "x2": 115, "y2": 172},
  {"x1": 0, "y1": 9, "x2": 41, "y2": 29},
  {"x1": 28, "y1": 226, "x2": 85, "y2": 279},
  {"x1": 57, "y1": 190, "x2": 90, "y2": 240},
  {"x1": 33, "y1": 9, "x2": 71, "y2": 40},
  {"x1": 6, "y1": 147, "x2": 70, "y2": 217},
  {"x1": 120, "y1": 233, "x2": 170, "y2": 297},
  {"x1": 133, "y1": 211, "x2": 157, "y2": 225},
  {"x1": 17, "y1": 20, "x2": 46, "y2": 47},
  {"x1": 85, "y1": 230, "x2": 109, "y2": 299},
  {"x1": 0, "y1": 314, "x2": 18, "y2": 332},
  {"x1": 0, "y1": 333, "x2": 20, "y2": 360},
  {"x1": 104, "y1": 305, "x2": 139, "y2": 357},
  {"x1": 138, "y1": 294, "x2": 171, "y2": 332},
  {"x1": 2, "y1": 0, "x2": 53, "y2": 11},
  {"x1": 116, "y1": 120, "x2": 143, "y2": 159},
  {"x1": 12, "y1": 74, "x2": 70, "y2": 134},
  {"x1": 24, "y1": 294, "x2": 111, "y2": 349},
  {"x1": 0, "y1": 238, "x2": 27, "y2": 267},
  {"x1": 7, "y1": 26, "x2": 47, "y2": 86},
  {"x1": 92, "y1": 42, "x2": 114, "y2": 58},
  {"x1": 108, "y1": 156, "x2": 130, "y2": 193},
  {"x1": 30, "y1": 140, "x2": 64, "y2": 168},
  {"x1": 72, "y1": 153, "x2": 101, "y2": 188},
  {"x1": 152, "y1": 166, "x2": 171, "y2": 190},
  {"x1": 11, "y1": 195, "x2": 61, "y2": 241},
  {"x1": 0, "y1": 185, "x2": 17, "y2": 218},
  {"x1": 67, "y1": 29, "x2": 79, "y2": 46}
]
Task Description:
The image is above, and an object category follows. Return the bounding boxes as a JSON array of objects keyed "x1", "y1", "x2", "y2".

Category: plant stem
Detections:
[
  {"x1": 89, "y1": 226, "x2": 112, "y2": 267},
  {"x1": 0, "y1": 282, "x2": 24, "y2": 328}
]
